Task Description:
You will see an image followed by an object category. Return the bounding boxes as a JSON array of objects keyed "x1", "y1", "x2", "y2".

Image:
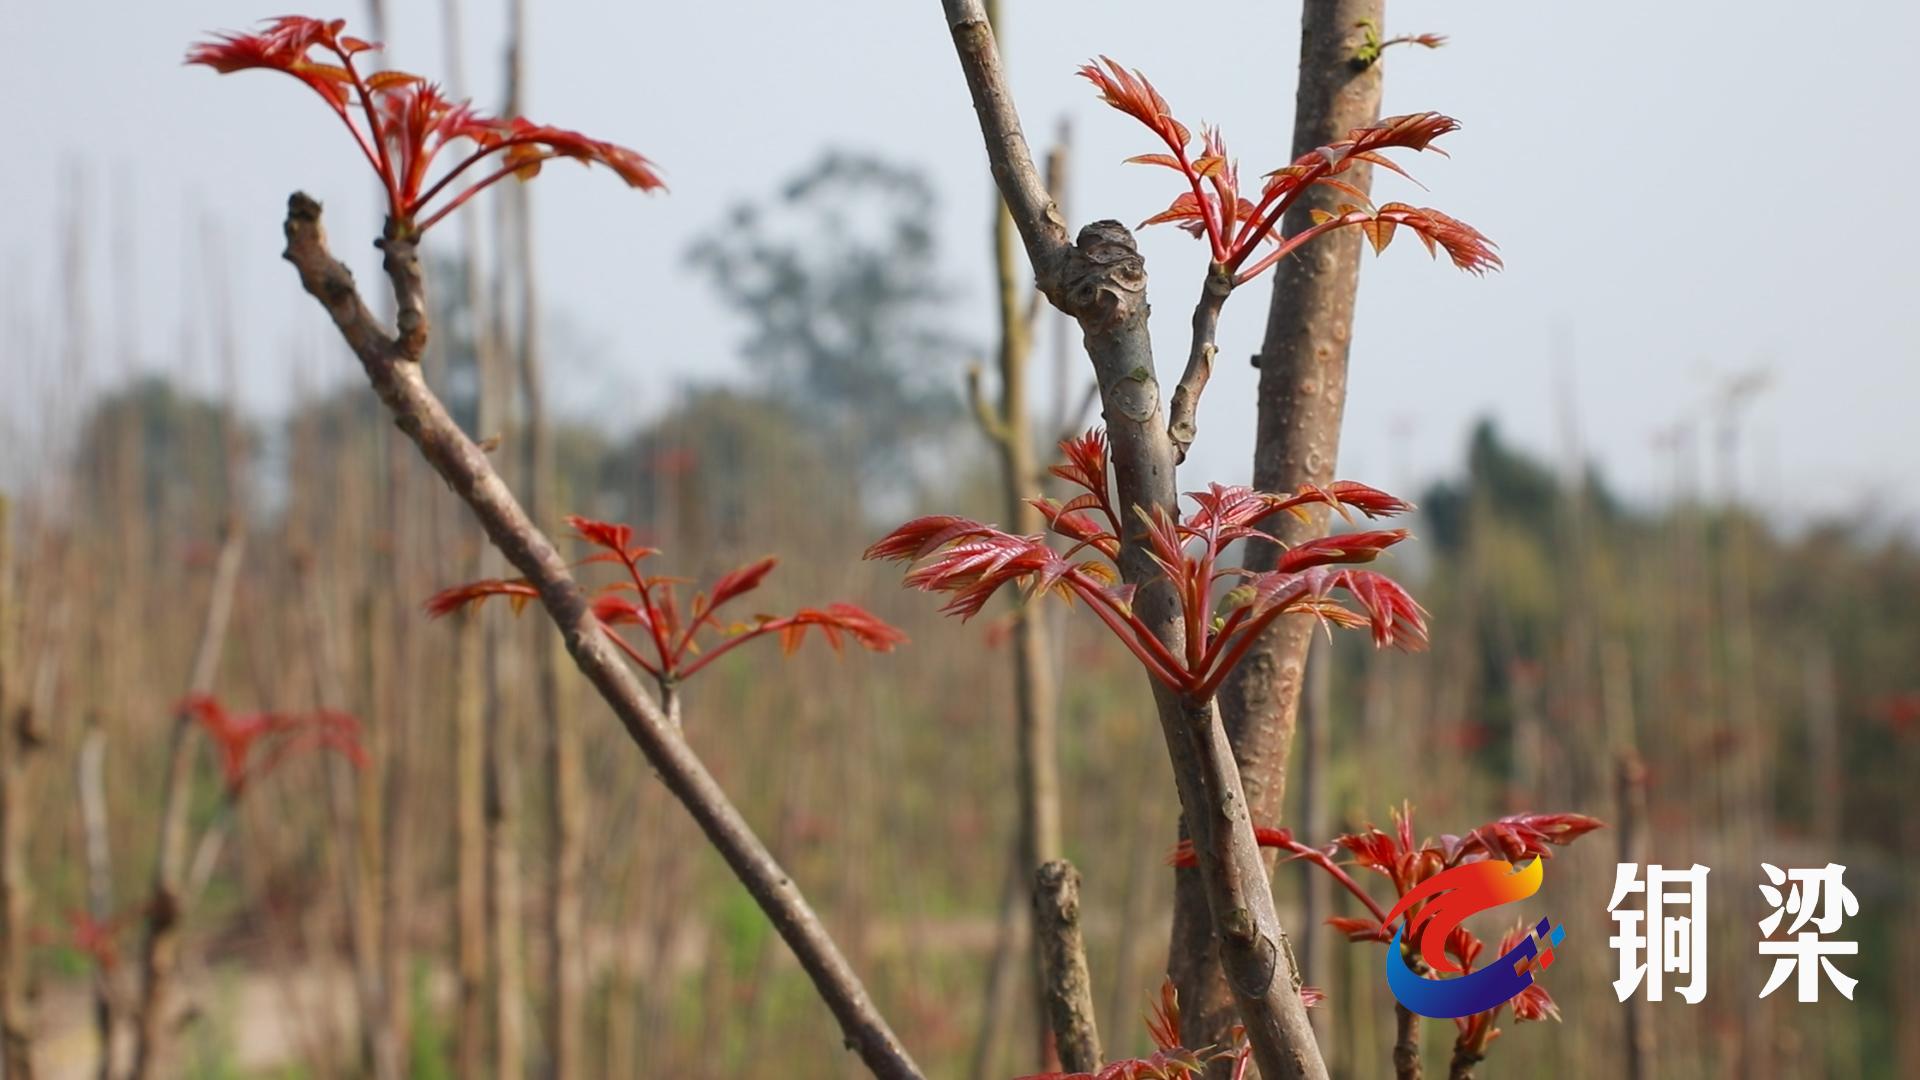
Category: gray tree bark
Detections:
[
  {"x1": 940, "y1": 5, "x2": 1326, "y2": 1076},
  {"x1": 1033, "y1": 861, "x2": 1101, "y2": 1073},
  {"x1": 1181, "y1": 2, "x2": 1386, "y2": 1060}
]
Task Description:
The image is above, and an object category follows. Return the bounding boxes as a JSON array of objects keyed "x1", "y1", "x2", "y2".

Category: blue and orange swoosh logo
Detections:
[{"x1": 1383, "y1": 859, "x2": 1565, "y2": 1018}]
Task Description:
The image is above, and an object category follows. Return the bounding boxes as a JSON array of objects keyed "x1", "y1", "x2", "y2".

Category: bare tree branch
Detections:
[
  {"x1": 939, "y1": 4, "x2": 1326, "y2": 1076},
  {"x1": 943, "y1": 6, "x2": 1071, "y2": 279},
  {"x1": 280, "y1": 193, "x2": 923, "y2": 1080},
  {"x1": 966, "y1": 362, "x2": 1012, "y2": 445},
  {"x1": 1033, "y1": 860, "x2": 1101, "y2": 1074}
]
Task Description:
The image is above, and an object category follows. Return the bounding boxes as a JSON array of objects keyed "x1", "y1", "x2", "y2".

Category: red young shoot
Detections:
[
  {"x1": 870, "y1": 431, "x2": 1425, "y2": 701},
  {"x1": 1079, "y1": 57, "x2": 1500, "y2": 286},
  {"x1": 186, "y1": 16, "x2": 663, "y2": 235},
  {"x1": 1018, "y1": 977, "x2": 1320, "y2": 1080},
  {"x1": 178, "y1": 693, "x2": 369, "y2": 797},
  {"x1": 48, "y1": 907, "x2": 140, "y2": 973},
  {"x1": 427, "y1": 515, "x2": 906, "y2": 689},
  {"x1": 1354, "y1": 21, "x2": 1450, "y2": 67},
  {"x1": 1188, "y1": 804, "x2": 1603, "y2": 1068}
]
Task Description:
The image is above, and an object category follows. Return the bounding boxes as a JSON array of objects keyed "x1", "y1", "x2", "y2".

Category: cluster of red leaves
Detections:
[
  {"x1": 1878, "y1": 691, "x2": 1920, "y2": 737},
  {"x1": 186, "y1": 16, "x2": 661, "y2": 233},
  {"x1": 1168, "y1": 805, "x2": 1600, "y2": 1058},
  {"x1": 31, "y1": 908, "x2": 139, "y2": 973},
  {"x1": 427, "y1": 516, "x2": 906, "y2": 685},
  {"x1": 869, "y1": 431, "x2": 1423, "y2": 700},
  {"x1": 178, "y1": 694, "x2": 369, "y2": 797},
  {"x1": 1019, "y1": 978, "x2": 1322, "y2": 1080},
  {"x1": 1079, "y1": 58, "x2": 1499, "y2": 285}
]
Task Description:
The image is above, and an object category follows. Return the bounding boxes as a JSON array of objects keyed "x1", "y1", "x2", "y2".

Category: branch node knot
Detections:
[{"x1": 1063, "y1": 221, "x2": 1146, "y2": 330}]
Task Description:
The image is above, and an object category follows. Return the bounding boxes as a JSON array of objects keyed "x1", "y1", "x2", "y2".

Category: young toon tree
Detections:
[
  {"x1": 188, "y1": 16, "x2": 923, "y2": 1079},
  {"x1": 928, "y1": 3, "x2": 1495, "y2": 1075},
  {"x1": 191, "y1": 9, "x2": 1501, "y2": 1078}
]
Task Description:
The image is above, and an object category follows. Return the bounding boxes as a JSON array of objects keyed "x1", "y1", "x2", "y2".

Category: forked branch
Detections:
[
  {"x1": 279, "y1": 193, "x2": 922, "y2": 1080},
  {"x1": 939, "y1": 3, "x2": 1327, "y2": 1076}
]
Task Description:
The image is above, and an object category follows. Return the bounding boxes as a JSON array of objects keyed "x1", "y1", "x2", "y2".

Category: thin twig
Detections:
[
  {"x1": 1167, "y1": 271, "x2": 1231, "y2": 463},
  {"x1": 967, "y1": 362, "x2": 1011, "y2": 445},
  {"x1": 280, "y1": 193, "x2": 922, "y2": 1080}
]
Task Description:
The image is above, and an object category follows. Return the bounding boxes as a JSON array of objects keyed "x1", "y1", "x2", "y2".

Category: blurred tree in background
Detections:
[{"x1": 688, "y1": 152, "x2": 968, "y2": 498}]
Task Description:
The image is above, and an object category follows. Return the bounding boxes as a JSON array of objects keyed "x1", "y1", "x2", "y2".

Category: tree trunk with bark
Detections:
[
  {"x1": 1180, "y1": 2, "x2": 1386, "y2": 1058},
  {"x1": 940, "y1": 4, "x2": 1327, "y2": 1075}
]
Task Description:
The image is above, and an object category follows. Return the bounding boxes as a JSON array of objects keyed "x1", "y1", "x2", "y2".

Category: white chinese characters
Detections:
[
  {"x1": 1756, "y1": 862, "x2": 1859, "y2": 1002},
  {"x1": 1606, "y1": 863, "x2": 1710, "y2": 1003},
  {"x1": 1607, "y1": 861, "x2": 1864, "y2": 1004}
]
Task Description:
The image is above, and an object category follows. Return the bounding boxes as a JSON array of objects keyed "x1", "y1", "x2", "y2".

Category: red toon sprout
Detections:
[
  {"x1": 427, "y1": 515, "x2": 906, "y2": 687},
  {"x1": 187, "y1": 16, "x2": 662, "y2": 234},
  {"x1": 1170, "y1": 803, "x2": 1602, "y2": 1071},
  {"x1": 1016, "y1": 977, "x2": 1318, "y2": 1080},
  {"x1": 177, "y1": 693, "x2": 369, "y2": 796},
  {"x1": 1078, "y1": 57, "x2": 1499, "y2": 285},
  {"x1": 869, "y1": 430, "x2": 1425, "y2": 700}
]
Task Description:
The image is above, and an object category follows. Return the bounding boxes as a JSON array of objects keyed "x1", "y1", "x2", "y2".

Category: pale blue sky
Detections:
[{"x1": 6, "y1": 1, "x2": 1917, "y2": 521}]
